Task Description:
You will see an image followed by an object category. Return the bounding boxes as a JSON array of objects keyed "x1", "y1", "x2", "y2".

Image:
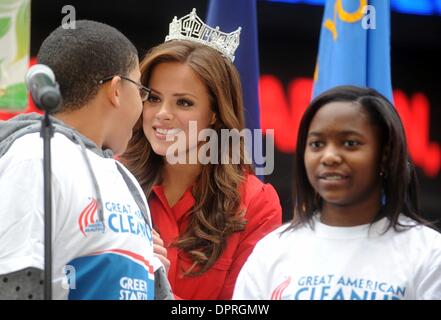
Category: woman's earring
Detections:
[{"x1": 210, "y1": 113, "x2": 217, "y2": 126}]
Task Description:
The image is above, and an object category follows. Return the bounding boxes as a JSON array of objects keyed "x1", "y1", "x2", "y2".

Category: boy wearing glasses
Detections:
[{"x1": 0, "y1": 20, "x2": 167, "y2": 300}]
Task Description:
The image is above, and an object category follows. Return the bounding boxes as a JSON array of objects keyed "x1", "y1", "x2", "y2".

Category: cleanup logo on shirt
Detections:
[
  {"x1": 67, "y1": 249, "x2": 154, "y2": 300},
  {"x1": 272, "y1": 274, "x2": 407, "y2": 300},
  {"x1": 78, "y1": 198, "x2": 104, "y2": 236},
  {"x1": 105, "y1": 201, "x2": 152, "y2": 242},
  {"x1": 271, "y1": 276, "x2": 291, "y2": 300},
  {"x1": 78, "y1": 199, "x2": 152, "y2": 241}
]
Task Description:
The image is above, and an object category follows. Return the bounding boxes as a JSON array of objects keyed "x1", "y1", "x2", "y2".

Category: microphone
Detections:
[{"x1": 25, "y1": 64, "x2": 61, "y2": 112}]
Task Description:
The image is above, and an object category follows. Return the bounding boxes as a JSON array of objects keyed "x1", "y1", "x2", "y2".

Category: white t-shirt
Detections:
[
  {"x1": 233, "y1": 215, "x2": 441, "y2": 300},
  {"x1": 0, "y1": 132, "x2": 155, "y2": 300}
]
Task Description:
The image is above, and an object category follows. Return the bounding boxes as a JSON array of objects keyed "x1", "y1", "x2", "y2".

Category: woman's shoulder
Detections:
[
  {"x1": 393, "y1": 215, "x2": 441, "y2": 249},
  {"x1": 241, "y1": 174, "x2": 280, "y2": 204},
  {"x1": 397, "y1": 215, "x2": 440, "y2": 234},
  {"x1": 253, "y1": 223, "x2": 301, "y2": 249},
  {"x1": 239, "y1": 174, "x2": 282, "y2": 226}
]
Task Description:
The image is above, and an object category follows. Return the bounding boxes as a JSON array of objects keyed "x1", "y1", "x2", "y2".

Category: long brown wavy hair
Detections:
[{"x1": 121, "y1": 40, "x2": 253, "y2": 275}]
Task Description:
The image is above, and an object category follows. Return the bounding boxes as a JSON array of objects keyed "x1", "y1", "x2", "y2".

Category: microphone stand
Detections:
[
  {"x1": 41, "y1": 111, "x2": 54, "y2": 300},
  {"x1": 37, "y1": 91, "x2": 60, "y2": 300},
  {"x1": 26, "y1": 65, "x2": 61, "y2": 300}
]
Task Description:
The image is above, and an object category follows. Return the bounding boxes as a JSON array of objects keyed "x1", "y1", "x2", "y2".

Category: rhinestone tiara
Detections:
[{"x1": 165, "y1": 8, "x2": 241, "y2": 62}]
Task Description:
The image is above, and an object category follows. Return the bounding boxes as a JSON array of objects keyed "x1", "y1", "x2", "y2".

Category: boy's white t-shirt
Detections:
[
  {"x1": 0, "y1": 132, "x2": 155, "y2": 300},
  {"x1": 233, "y1": 214, "x2": 441, "y2": 300}
]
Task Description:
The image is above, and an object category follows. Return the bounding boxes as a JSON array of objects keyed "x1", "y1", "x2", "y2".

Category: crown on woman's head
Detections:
[{"x1": 165, "y1": 8, "x2": 241, "y2": 62}]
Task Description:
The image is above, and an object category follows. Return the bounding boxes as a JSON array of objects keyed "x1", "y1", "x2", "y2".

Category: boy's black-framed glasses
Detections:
[{"x1": 98, "y1": 75, "x2": 151, "y2": 102}]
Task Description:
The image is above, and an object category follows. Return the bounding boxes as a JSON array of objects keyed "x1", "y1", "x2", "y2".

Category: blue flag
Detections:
[
  {"x1": 207, "y1": 0, "x2": 264, "y2": 178},
  {"x1": 313, "y1": 0, "x2": 393, "y2": 101}
]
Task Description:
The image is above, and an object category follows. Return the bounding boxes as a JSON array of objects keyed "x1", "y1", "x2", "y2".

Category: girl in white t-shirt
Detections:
[{"x1": 233, "y1": 85, "x2": 441, "y2": 300}]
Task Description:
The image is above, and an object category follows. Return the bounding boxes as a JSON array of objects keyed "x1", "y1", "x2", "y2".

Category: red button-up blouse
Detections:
[{"x1": 149, "y1": 174, "x2": 282, "y2": 299}]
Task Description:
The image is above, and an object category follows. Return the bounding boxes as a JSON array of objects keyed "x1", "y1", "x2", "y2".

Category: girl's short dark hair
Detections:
[{"x1": 290, "y1": 85, "x2": 432, "y2": 231}]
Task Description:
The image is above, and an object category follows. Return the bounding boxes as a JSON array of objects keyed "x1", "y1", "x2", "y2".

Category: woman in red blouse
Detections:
[{"x1": 122, "y1": 21, "x2": 281, "y2": 299}]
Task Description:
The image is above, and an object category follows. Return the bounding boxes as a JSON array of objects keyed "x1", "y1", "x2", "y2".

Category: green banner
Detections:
[{"x1": 0, "y1": 0, "x2": 30, "y2": 110}]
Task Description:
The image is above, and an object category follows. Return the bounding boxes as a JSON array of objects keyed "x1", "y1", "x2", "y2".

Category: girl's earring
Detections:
[
  {"x1": 381, "y1": 189, "x2": 387, "y2": 207},
  {"x1": 380, "y1": 171, "x2": 387, "y2": 206}
]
